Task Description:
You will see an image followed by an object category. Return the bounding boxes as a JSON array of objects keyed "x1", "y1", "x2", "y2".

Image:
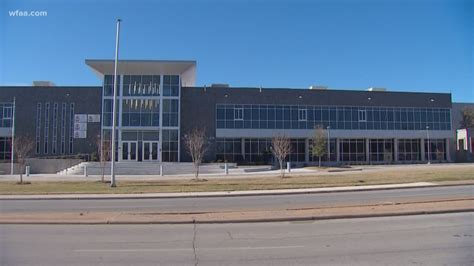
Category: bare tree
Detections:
[
  {"x1": 460, "y1": 107, "x2": 474, "y2": 128},
  {"x1": 311, "y1": 125, "x2": 327, "y2": 168},
  {"x1": 11, "y1": 135, "x2": 35, "y2": 184},
  {"x1": 271, "y1": 134, "x2": 291, "y2": 178},
  {"x1": 183, "y1": 128, "x2": 208, "y2": 180},
  {"x1": 96, "y1": 135, "x2": 111, "y2": 183}
]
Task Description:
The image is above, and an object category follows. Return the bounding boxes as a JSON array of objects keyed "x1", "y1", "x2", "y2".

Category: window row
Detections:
[{"x1": 216, "y1": 104, "x2": 451, "y2": 131}]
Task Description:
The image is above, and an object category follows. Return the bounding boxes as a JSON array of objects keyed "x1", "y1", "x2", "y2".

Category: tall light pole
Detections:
[
  {"x1": 426, "y1": 125, "x2": 430, "y2": 164},
  {"x1": 10, "y1": 97, "x2": 16, "y2": 175},
  {"x1": 110, "y1": 19, "x2": 121, "y2": 187},
  {"x1": 326, "y1": 126, "x2": 330, "y2": 162}
]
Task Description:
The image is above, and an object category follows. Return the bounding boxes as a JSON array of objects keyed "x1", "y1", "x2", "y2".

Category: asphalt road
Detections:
[
  {"x1": 1, "y1": 213, "x2": 472, "y2": 266},
  {"x1": 1, "y1": 185, "x2": 473, "y2": 213}
]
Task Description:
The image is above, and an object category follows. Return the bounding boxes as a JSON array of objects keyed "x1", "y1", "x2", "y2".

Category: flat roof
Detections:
[{"x1": 85, "y1": 59, "x2": 196, "y2": 86}]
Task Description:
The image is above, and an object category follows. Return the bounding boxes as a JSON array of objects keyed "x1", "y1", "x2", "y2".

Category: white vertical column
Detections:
[
  {"x1": 159, "y1": 75, "x2": 164, "y2": 162},
  {"x1": 336, "y1": 138, "x2": 340, "y2": 163}
]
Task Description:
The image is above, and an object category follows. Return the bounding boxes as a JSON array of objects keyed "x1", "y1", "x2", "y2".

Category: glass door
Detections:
[
  {"x1": 143, "y1": 141, "x2": 159, "y2": 161},
  {"x1": 121, "y1": 141, "x2": 138, "y2": 161}
]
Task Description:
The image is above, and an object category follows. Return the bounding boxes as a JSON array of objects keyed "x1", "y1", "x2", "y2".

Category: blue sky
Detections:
[{"x1": 1, "y1": 0, "x2": 472, "y2": 102}]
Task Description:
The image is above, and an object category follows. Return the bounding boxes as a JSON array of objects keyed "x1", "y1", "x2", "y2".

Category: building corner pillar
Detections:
[
  {"x1": 394, "y1": 138, "x2": 399, "y2": 163},
  {"x1": 420, "y1": 138, "x2": 426, "y2": 162},
  {"x1": 305, "y1": 138, "x2": 310, "y2": 163},
  {"x1": 445, "y1": 138, "x2": 451, "y2": 162},
  {"x1": 365, "y1": 138, "x2": 370, "y2": 163}
]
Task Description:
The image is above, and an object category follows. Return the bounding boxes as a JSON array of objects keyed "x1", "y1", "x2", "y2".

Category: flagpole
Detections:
[
  {"x1": 10, "y1": 97, "x2": 16, "y2": 175},
  {"x1": 110, "y1": 19, "x2": 121, "y2": 187}
]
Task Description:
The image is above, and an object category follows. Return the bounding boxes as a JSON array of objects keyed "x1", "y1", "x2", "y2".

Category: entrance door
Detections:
[
  {"x1": 143, "y1": 141, "x2": 159, "y2": 161},
  {"x1": 121, "y1": 141, "x2": 138, "y2": 161}
]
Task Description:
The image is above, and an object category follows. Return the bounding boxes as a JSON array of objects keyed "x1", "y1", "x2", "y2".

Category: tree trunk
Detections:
[
  {"x1": 19, "y1": 173, "x2": 23, "y2": 184},
  {"x1": 195, "y1": 164, "x2": 199, "y2": 180},
  {"x1": 279, "y1": 160, "x2": 284, "y2": 178}
]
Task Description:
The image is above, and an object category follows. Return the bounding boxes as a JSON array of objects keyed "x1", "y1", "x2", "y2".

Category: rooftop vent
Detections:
[
  {"x1": 309, "y1": 85, "x2": 328, "y2": 90},
  {"x1": 210, "y1": 83, "x2": 230, "y2": 88},
  {"x1": 33, "y1": 81, "x2": 56, "y2": 87},
  {"x1": 367, "y1": 87, "x2": 386, "y2": 92}
]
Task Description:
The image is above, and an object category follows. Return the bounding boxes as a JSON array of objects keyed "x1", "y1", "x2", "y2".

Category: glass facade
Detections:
[
  {"x1": 425, "y1": 139, "x2": 446, "y2": 161},
  {"x1": 339, "y1": 139, "x2": 366, "y2": 162},
  {"x1": 216, "y1": 138, "x2": 243, "y2": 162},
  {"x1": 216, "y1": 104, "x2": 451, "y2": 131},
  {"x1": 0, "y1": 137, "x2": 12, "y2": 161},
  {"x1": 398, "y1": 139, "x2": 421, "y2": 161},
  {"x1": 102, "y1": 74, "x2": 181, "y2": 162},
  {"x1": 369, "y1": 139, "x2": 394, "y2": 162},
  {"x1": 0, "y1": 103, "x2": 13, "y2": 128}
]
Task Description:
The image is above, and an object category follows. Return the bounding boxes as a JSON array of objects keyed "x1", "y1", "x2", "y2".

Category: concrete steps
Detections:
[{"x1": 57, "y1": 162, "x2": 240, "y2": 176}]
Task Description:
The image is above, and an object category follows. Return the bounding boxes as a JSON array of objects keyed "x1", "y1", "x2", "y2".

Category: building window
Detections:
[
  {"x1": 245, "y1": 138, "x2": 272, "y2": 163},
  {"x1": 52, "y1": 103, "x2": 58, "y2": 154},
  {"x1": 425, "y1": 139, "x2": 446, "y2": 161},
  {"x1": 161, "y1": 129, "x2": 178, "y2": 162},
  {"x1": 0, "y1": 137, "x2": 12, "y2": 161},
  {"x1": 3, "y1": 106, "x2": 12, "y2": 119},
  {"x1": 369, "y1": 139, "x2": 393, "y2": 162},
  {"x1": 398, "y1": 139, "x2": 420, "y2": 161},
  {"x1": 216, "y1": 138, "x2": 243, "y2": 162},
  {"x1": 69, "y1": 103, "x2": 74, "y2": 154},
  {"x1": 61, "y1": 103, "x2": 66, "y2": 154},
  {"x1": 339, "y1": 139, "x2": 366, "y2": 162},
  {"x1": 234, "y1": 107, "x2": 243, "y2": 121},
  {"x1": 35, "y1": 103, "x2": 42, "y2": 154},
  {"x1": 309, "y1": 139, "x2": 336, "y2": 162},
  {"x1": 298, "y1": 108, "x2": 307, "y2": 121},
  {"x1": 44, "y1": 103, "x2": 50, "y2": 154},
  {"x1": 358, "y1": 109, "x2": 366, "y2": 122}
]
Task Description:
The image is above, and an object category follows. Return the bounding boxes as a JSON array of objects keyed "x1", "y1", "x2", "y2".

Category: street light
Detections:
[
  {"x1": 327, "y1": 126, "x2": 330, "y2": 163},
  {"x1": 110, "y1": 19, "x2": 121, "y2": 187},
  {"x1": 426, "y1": 125, "x2": 431, "y2": 164}
]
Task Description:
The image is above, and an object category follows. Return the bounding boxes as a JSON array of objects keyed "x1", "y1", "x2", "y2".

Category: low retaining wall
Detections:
[{"x1": 0, "y1": 159, "x2": 84, "y2": 174}]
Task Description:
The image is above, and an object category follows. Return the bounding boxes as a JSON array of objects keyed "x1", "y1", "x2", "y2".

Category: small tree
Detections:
[
  {"x1": 12, "y1": 135, "x2": 34, "y2": 184},
  {"x1": 183, "y1": 128, "x2": 208, "y2": 180},
  {"x1": 311, "y1": 125, "x2": 327, "y2": 168},
  {"x1": 271, "y1": 134, "x2": 291, "y2": 178},
  {"x1": 96, "y1": 135, "x2": 111, "y2": 183},
  {"x1": 460, "y1": 107, "x2": 474, "y2": 128}
]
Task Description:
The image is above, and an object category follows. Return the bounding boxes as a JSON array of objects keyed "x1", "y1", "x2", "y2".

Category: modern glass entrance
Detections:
[
  {"x1": 122, "y1": 141, "x2": 138, "y2": 161},
  {"x1": 143, "y1": 141, "x2": 159, "y2": 161}
]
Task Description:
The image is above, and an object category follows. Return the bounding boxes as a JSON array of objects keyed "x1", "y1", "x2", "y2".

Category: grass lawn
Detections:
[{"x1": 0, "y1": 166, "x2": 473, "y2": 195}]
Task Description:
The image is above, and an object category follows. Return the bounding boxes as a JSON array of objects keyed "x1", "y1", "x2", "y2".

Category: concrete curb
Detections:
[{"x1": 1, "y1": 209, "x2": 472, "y2": 225}]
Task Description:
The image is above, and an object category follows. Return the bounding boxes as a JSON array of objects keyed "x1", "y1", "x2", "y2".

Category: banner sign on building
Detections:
[
  {"x1": 74, "y1": 114, "x2": 87, "y2": 123},
  {"x1": 87, "y1": 114, "x2": 101, "y2": 123}
]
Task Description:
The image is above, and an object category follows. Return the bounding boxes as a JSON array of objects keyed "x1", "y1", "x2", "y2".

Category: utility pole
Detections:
[
  {"x1": 110, "y1": 19, "x2": 121, "y2": 187},
  {"x1": 426, "y1": 125, "x2": 431, "y2": 164},
  {"x1": 327, "y1": 126, "x2": 330, "y2": 162},
  {"x1": 10, "y1": 97, "x2": 16, "y2": 175}
]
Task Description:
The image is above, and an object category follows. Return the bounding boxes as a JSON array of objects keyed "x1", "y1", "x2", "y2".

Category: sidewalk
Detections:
[{"x1": 0, "y1": 182, "x2": 438, "y2": 200}]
